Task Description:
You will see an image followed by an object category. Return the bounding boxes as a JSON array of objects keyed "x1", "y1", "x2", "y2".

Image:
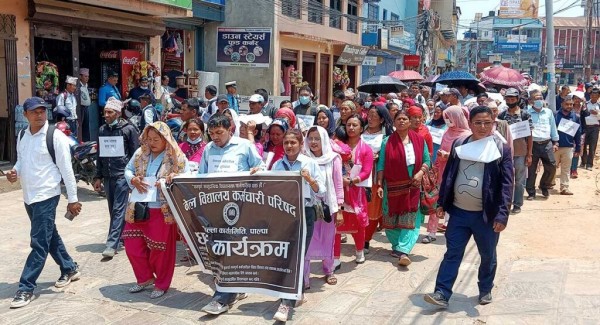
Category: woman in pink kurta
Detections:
[
  {"x1": 335, "y1": 115, "x2": 374, "y2": 265},
  {"x1": 303, "y1": 126, "x2": 344, "y2": 286},
  {"x1": 178, "y1": 118, "x2": 206, "y2": 166}
]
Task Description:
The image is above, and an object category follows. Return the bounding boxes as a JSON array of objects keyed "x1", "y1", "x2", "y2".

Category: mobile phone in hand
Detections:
[{"x1": 64, "y1": 211, "x2": 75, "y2": 221}]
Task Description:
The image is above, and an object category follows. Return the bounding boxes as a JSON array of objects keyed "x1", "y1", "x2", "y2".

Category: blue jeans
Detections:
[
  {"x1": 214, "y1": 207, "x2": 316, "y2": 306},
  {"x1": 512, "y1": 156, "x2": 527, "y2": 208},
  {"x1": 19, "y1": 195, "x2": 77, "y2": 292},
  {"x1": 434, "y1": 206, "x2": 499, "y2": 300},
  {"x1": 104, "y1": 177, "x2": 129, "y2": 250}
]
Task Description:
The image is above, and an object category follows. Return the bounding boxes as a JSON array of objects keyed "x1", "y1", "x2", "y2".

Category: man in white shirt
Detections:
[
  {"x1": 581, "y1": 88, "x2": 600, "y2": 169},
  {"x1": 77, "y1": 68, "x2": 91, "y2": 141},
  {"x1": 56, "y1": 76, "x2": 78, "y2": 137},
  {"x1": 6, "y1": 97, "x2": 82, "y2": 309}
]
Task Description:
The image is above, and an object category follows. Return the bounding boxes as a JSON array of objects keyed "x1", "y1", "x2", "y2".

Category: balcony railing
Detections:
[
  {"x1": 347, "y1": 16, "x2": 358, "y2": 33},
  {"x1": 281, "y1": 0, "x2": 301, "y2": 19}
]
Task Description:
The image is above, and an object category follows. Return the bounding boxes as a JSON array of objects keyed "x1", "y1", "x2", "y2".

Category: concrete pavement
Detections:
[{"x1": 0, "y1": 170, "x2": 599, "y2": 324}]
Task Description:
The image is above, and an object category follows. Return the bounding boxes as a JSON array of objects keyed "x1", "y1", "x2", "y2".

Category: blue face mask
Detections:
[
  {"x1": 364, "y1": 101, "x2": 372, "y2": 109},
  {"x1": 188, "y1": 136, "x2": 202, "y2": 144},
  {"x1": 299, "y1": 96, "x2": 310, "y2": 105},
  {"x1": 109, "y1": 119, "x2": 118, "y2": 127},
  {"x1": 533, "y1": 100, "x2": 544, "y2": 109}
]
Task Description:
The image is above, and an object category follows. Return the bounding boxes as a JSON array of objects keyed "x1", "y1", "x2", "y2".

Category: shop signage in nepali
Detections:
[
  {"x1": 403, "y1": 55, "x2": 421, "y2": 67},
  {"x1": 162, "y1": 173, "x2": 306, "y2": 300},
  {"x1": 336, "y1": 45, "x2": 369, "y2": 66},
  {"x1": 217, "y1": 27, "x2": 272, "y2": 68}
]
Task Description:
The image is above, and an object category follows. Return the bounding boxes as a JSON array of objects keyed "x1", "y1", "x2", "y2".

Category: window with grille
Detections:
[
  {"x1": 347, "y1": 0, "x2": 358, "y2": 33},
  {"x1": 366, "y1": 3, "x2": 379, "y2": 33},
  {"x1": 282, "y1": 0, "x2": 301, "y2": 19},
  {"x1": 330, "y1": 0, "x2": 342, "y2": 29},
  {"x1": 308, "y1": 0, "x2": 323, "y2": 24}
]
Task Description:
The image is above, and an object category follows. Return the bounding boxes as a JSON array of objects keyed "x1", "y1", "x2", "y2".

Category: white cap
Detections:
[
  {"x1": 104, "y1": 97, "x2": 123, "y2": 112},
  {"x1": 249, "y1": 94, "x2": 264, "y2": 103},
  {"x1": 66, "y1": 76, "x2": 78, "y2": 85},
  {"x1": 225, "y1": 81, "x2": 237, "y2": 87},
  {"x1": 572, "y1": 91, "x2": 586, "y2": 100}
]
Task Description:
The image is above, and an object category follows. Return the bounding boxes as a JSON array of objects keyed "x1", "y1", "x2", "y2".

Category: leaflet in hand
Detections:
[{"x1": 130, "y1": 176, "x2": 157, "y2": 202}]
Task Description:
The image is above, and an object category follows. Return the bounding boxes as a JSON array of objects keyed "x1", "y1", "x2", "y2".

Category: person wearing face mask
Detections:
[
  {"x1": 526, "y1": 89, "x2": 559, "y2": 200},
  {"x1": 293, "y1": 85, "x2": 318, "y2": 116},
  {"x1": 128, "y1": 77, "x2": 155, "y2": 102},
  {"x1": 497, "y1": 88, "x2": 533, "y2": 214},
  {"x1": 93, "y1": 97, "x2": 140, "y2": 258},
  {"x1": 553, "y1": 95, "x2": 582, "y2": 195}
]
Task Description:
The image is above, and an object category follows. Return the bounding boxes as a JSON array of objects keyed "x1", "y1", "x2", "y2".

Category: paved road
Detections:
[{"x1": 0, "y1": 175, "x2": 599, "y2": 324}]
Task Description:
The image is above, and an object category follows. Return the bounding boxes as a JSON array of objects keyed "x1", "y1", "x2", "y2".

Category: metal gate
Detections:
[{"x1": 0, "y1": 14, "x2": 18, "y2": 162}]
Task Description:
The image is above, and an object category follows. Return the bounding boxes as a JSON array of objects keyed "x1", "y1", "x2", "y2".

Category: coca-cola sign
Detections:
[
  {"x1": 100, "y1": 50, "x2": 118, "y2": 59},
  {"x1": 122, "y1": 57, "x2": 138, "y2": 65}
]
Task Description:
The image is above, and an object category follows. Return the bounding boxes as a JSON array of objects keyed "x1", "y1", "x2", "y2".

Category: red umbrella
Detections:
[
  {"x1": 388, "y1": 70, "x2": 424, "y2": 82},
  {"x1": 479, "y1": 65, "x2": 528, "y2": 89}
]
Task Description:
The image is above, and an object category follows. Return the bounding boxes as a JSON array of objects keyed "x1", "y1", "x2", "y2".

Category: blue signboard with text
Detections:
[{"x1": 495, "y1": 42, "x2": 540, "y2": 52}]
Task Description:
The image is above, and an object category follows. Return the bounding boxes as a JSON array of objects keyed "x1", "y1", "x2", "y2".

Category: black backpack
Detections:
[{"x1": 18, "y1": 125, "x2": 57, "y2": 165}]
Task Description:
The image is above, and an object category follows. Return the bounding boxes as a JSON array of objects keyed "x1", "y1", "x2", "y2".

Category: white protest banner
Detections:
[
  {"x1": 98, "y1": 136, "x2": 125, "y2": 157},
  {"x1": 585, "y1": 115, "x2": 599, "y2": 126},
  {"x1": 296, "y1": 115, "x2": 315, "y2": 129},
  {"x1": 455, "y1": 136, "x2": 501, "y2": 163},
  {"x1": 531, "y1": 123, "x2": 550, "y2": 139},
  {"x1": 557, "y1": 118, "x2": 580, "y2": 137},
  {"x1": 427, "y1": 126, "x2": 446, "y2": 145},
  {"x1": 509, "y1": 120, "x2": 531, "y2": 140}
]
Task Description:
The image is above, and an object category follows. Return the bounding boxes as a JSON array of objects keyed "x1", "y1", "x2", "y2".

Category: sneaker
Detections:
[
  {"x1": 333, "y1": 259, "x2": 341, "y2": 271},
  {"x1": 510, "y1": 207, "x2": 521, "y2": 214},
  {"x1": 10, "y1": 291, "x2": 33, "y2": 309},
  {"x1": 201, "y1": 300, "x2": 229, "y2": 315},
  {"x1": 355, "y1": 250, "x2": 365, "y2": 264},
  {"x1": 273, "y1": 303, "x2": 290, "y2": 322},
  {"x1": 398, "y1": 254, "x2": 412, "y2": 266},
  {"x1": 150, "y1": 290, "x2": 165, "y2": 299},
  {"x1": 560, "y1": 189, "x2": 573, "y2": 195},
  {"x1": 586, "y1": 165, "x2": 593, "y2": 171},
  {"x1": 570, "y1": 170, "x2": 578, "y2": 179},
  {"x1": 541, "y1": 189, "x2": 550, "y2": 198},
  {"x1": 55, "y1": 263, "x2": 81, "y2": 288},
  {"x1": 102, "y1": 247, "x2": 116, "y2": 258},
  {"x1": 526, "y1": 195, "x2": 535, "y2": 201},
  {"x1": 424, "y1": 291, "x2": 449, "y2": 308},
  {"x1": 479, "y1": 292, "x2": 493, "y2": 305},
  {"x1": 390, "y1": 250, "x2": 402, "y2": 258}
]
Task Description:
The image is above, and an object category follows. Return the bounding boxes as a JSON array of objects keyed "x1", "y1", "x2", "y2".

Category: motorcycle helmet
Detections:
[
  {"x1": 53, "y1": 105, "x2": 71, "y2": 122},
  {"x1": 128, "y1": 99, "x2": 142, "y2": 113}
]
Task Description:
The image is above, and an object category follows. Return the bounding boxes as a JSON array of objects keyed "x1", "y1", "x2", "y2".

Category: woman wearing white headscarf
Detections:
[{"x1": 303, "y1": 126, "x2": 344, "y2": 286}]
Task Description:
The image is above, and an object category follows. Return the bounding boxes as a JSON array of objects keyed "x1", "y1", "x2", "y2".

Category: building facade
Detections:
[
  {"x1": 541, "y1": 17, "x2": 600, "y2": 85},
  {"x1": 203, "y1": 0, "x2": 363, "y2": 105},
  {"x1": 430, "y1": 0, "x2": 460, "y2": 73}
]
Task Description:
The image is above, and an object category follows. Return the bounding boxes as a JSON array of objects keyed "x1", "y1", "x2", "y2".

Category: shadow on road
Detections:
[
  {"x1": 75, "y1": 243, "x2": 106, "y2": 254},
  {"x1": 409, "y1": 293, "x2": 481, "y2": 318},
  {"x1": 99, "y1": 283, "x2": 211, "y2": 311}
]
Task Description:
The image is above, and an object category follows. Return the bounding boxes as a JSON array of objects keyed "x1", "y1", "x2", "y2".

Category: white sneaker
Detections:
[
  {"x1": 355, "y1": 250, "x2": 365, "y2": 264},
  {"x1": 333, "y1": 259, "x2": 341, "y2": 271}
]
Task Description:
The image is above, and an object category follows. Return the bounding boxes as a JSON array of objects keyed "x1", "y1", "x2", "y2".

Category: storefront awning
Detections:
[{"x1": 30, "y1": 0, "x2": 166, "y2": 37}]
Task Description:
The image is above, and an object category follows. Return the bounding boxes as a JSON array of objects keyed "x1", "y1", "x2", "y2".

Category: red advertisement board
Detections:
[
  {"x1": 119, "y1": 50, "x2": 142, "y2": 96},
  {"x1": 403, "y1": 55, "x2": 420, "y2": 67}
]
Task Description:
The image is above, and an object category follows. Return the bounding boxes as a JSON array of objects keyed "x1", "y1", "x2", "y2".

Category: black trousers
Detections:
[
  {"x1": 526, "y1": 141, "x2": 556, "y2": 196},
  {"x1": 582, "y1": 127, "x2": 599, "y2": 168}
]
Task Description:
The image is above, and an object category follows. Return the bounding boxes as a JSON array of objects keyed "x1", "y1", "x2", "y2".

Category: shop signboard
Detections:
[
  {"x1": 162, "y1": 173, "x2": 306, "y2": 299},
  {"x1": 217, "y1": 27, "x2": 272, "y2": 68},
  {"x1": 495, "y1": 42, "x2": 539, "y2": 52},
  {"x1": 498, "y1": 0, "x2": 539, "y2": 18},
  {"x1": 507, "y1": 34, "x2": 527, "y2": 43},
  {"x1": 403, "y1": 55, "x2": 420, "y2": 67},
  {"x1": 337, "y1": 44, "x2": 369, "y2": 66},
  {"x1": 148, "y1": 0, "x2": 192, "y2": 10},
  {"x1": 362, "y1": 56, "x2": 377, "y2": 66}
]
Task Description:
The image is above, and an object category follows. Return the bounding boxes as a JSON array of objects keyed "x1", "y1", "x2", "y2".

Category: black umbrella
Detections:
[{"x1": 357, "y1": 75, "x2": 407, "y2": 94}]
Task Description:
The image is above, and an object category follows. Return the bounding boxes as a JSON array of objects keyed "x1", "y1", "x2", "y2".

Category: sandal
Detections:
[
  {"x1": 325, "y1": 274, "x2": 338, "y2": 285},
  {"x1": 421, "y1": 235, "x2": 436, "y2": 244},
  {"x1": 129, "y1": 279, "x2": 154, "y2": 293}
]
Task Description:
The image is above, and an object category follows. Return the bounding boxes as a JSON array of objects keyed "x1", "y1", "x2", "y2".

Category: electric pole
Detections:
[
  {"x1": 546, "y1": 0, "x2": 556, "y2": 112},
  {"x1": 584, "y1": 0, "x2": 594, "y2": 81}
]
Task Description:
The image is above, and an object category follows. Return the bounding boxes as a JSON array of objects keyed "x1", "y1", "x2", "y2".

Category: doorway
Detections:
[{"x1": 0, "y1": 14, "x2": 18, "y2": 162}]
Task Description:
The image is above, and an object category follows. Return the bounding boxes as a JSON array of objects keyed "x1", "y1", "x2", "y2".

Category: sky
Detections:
[{"x1": 456, "y1": 0, "x2": 585, "y2": 39}]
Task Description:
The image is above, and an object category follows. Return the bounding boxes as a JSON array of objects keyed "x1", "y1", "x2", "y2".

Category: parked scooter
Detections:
[{"x1": 54, "y1": 106, "x2": 103, "y2": 195}]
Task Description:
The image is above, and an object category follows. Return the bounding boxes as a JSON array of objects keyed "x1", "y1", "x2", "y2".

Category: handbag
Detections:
[
  {"x1": 314, "y1": 201, "x2": 332, "y2": 223},
  {"x1": 134, "y1": 202, "x2": 150, "y2": 222},
  {"x1": 420, "y1": 166, "x2": 439, "y2": 215},
  {"x1": 132, "y1": 161, "x2": 162, "y2": 222}
]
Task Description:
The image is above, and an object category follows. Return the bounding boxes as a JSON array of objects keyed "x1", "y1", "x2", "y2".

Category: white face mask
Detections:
[
  {"x1": 364, "y1": 101, "x2": 372, "y2": 109},
  {"x1": 140, "y1": 86, "x2": 148, "y2": 90}
]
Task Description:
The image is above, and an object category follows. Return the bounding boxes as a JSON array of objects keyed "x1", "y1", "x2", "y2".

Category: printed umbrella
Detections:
[
  {"x1": 435, "y1": 71, "x2": 482, "y2": 93},
  {"x1": 357, "y1": 75, "x2": 408, "y2": 94},
  {"x1": 388, "y1": 70, "x2": 424, "y2": 82},
  {"x1": 479, "y1": 65, "x2": 528, "y2": 89}
]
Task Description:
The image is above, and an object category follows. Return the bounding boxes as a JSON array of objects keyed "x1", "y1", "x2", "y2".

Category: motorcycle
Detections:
[{"x1": 65, "y1": 130, "x2": 104, "y2": 196}]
